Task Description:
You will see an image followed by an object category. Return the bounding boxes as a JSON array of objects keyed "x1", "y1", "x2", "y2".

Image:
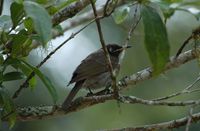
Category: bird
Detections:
[{"x1": 62, "y1": 44, "x2": 131, "y2": 110}]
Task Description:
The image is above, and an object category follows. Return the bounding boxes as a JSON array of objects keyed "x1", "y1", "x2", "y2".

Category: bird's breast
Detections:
[{"x1": 82, "y1": 72, "x2": 112, "y2": 90}]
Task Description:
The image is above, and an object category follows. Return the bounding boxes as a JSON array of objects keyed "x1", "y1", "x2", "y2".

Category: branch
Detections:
[
  {"x1": 15, "y1": 92, "x2": 200, "y2": 121},
  {"x1": 62, "y1": 0, "x2": 125, "y2": 31},
  {"x1": 118, "y1": 47, "x2": 199, "y2": 89},
  {"x1": 185, "y1": 106, "x2": 194, "y2": 131},
  {"x1": 12, "y1": 45, "x2": 200, "y2": 121},
  {"x1": 176, "y1": 26, "x2": 200, "y2": 58},
  {"x1": 151, "y1": 76, "x2": 200, "y2": 101},
  {"x1": 52, "y1": 0, "x2": 90, "y2": 26},
  {"x1": 16, "y1": 94, "x2": 114, "y2": 121},
  {"x1": 0, "y1": 0, "x2": 3, "y2": 15},
  {"x1": 119, "y1": 5, "x2": 141, "y2": 64},
  {"x1": 105, "y1": 112, "x2": 200, "y2": 131},
  {"x1": 12, "y1": 46, "x2": 198, "y2": 120},
  {"x1": 151, "y1": 88, "x2": 200, "y2": 101},
  {"x1": 119, "y1": 95, "x2": 200, "y2": 106},
  {"x1": 90, "y1": 0, "x2": 118, "y2": 96}
]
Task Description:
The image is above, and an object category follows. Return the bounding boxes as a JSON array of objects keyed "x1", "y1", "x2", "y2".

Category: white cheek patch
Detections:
[{"x1": 109, "y1": 47, "x2": 113, "y2": 53}]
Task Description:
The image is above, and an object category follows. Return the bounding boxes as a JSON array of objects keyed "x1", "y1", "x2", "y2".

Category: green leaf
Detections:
[
  {"x1": 0, "y1": 54, "x2": 4, "y2": 65},
  {"x1": 141, "y1": 6, "x2": 170, "y2": 75},
  {"x1": 0, "y1": 15, "x2": 12, "y2": 31},
  {"x1": 3, "y1": 57, "x2": 37, "y2": 88},
  {"x1": 21, "y1": 60, "x2": 58, "y2": 103},
  {"x1": 10, "y1": 34, "x2": 32, "y2": 57},
  {"x1": 10, "y1": 2, "x2": 24, "y2": 28},
  {"x1": 47, "y1": 5, "x2": 58, "y2": 15},
  {"x1": 16, "y1": 61, "x2": 37, "y2": 88},
  {"x1": 3, "y1": 57, "x2": 21, "y2": 67},
  {"x1": 36, "y1": 0, "x2": 53, "y2": 4},
  {"x1": 112, "y1": 5, "x2": 130, "y2": 24},
  {"x1": 0, "y1": 30, "x2": 8, "y2": 45},
  {"x1": 157, "y1": 0, "x2": 183, "y2": 4},
  {"x1": 24, "y1": 1, "x2": 52, "y2": 45},
  {"x1": 15, "y1": 0, "x2": 23, "y2": 4},
  {"x1": 24, "y1": 18, "x2": 34, "y2": 33},
  {"x1": 11, "y1": 34, "x2": 27, "y2": 57},
  {"x1": 154, "y1": 1, "x2": 175, "y2": 21},
  {"x1": 34, "y1": 71, "x2": 58, "y2": 103},
  {"x1": 29, "y1": 76, "x2": 37, "y2": 89},
  {"x1": 0, "y1": 88, "x2": 16, "y2": 128},
  {"x1": 3, "y1": 71, "x2": 26, "y2": 81}
]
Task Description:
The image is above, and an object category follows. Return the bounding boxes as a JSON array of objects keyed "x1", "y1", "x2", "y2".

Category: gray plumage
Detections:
[{"x1": 62, "y1": 44, "x2": 129, "y2": 110}]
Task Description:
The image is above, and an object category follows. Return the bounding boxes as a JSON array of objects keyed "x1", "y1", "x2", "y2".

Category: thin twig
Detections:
[
  {"x1": 12, "y1": 19, "x2": 96, "y2": 99},
  {"x1": 124, "y1": 5, "x2": 140, "y2": 45},
  {"x1": 119, "y1": 95, "x2": 200, "y2": 107},
  {"x1": 151, "y1": 75, "x2": 200, "y2": 101},
  {"x1": 104, "y1": 111, "x2": 200, "y2": 131},
  {"x1": 0, "y1": 0, "x2": 4, "y2": 15},
  {"x1": 185, "y1": 75, "x2": 200, "y2": 90},
  {"x1": 119, "y1": 4, "x2": 141, "y2": 64},
  {"x1": 104, "y1": 0, "x2": 111, "y2": 15},
  {"x1": 151, "y1": 89, "x2": 200, "y2": 102},
  {"x1": 176, "y1": 26, "x2": 200, "y2": 58},
  {"x1": 185, "y1": 106, "x2": 194, "y2": 131},
  {"x1": 89, "y1": 0, "x2": 118, "y2": 97},
  {"x1": 104, "y1": 0, "x2": 118, "y2": 16},
  {"x1": 176, "y1": 35, "x2": 193, "y2": 58}
]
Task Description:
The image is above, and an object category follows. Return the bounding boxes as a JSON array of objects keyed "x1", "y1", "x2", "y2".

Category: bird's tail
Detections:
[{"x1": 62, "y1": 81, "x2": 83, "y2": 110}]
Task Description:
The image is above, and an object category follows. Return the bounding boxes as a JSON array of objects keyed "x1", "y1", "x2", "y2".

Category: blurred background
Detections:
[{"x1": 2, "y1": 0, "x2": 200, "y2": 130}]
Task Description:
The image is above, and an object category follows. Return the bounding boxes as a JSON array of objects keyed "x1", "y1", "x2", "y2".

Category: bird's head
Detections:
[{"x1": 106, "y1": 44, "x2": 131, "y2": 57}]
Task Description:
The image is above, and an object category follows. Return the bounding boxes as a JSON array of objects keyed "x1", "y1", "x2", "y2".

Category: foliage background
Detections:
[{"x1": 1, "y1": 0, "x2": 200, "y2": 130}]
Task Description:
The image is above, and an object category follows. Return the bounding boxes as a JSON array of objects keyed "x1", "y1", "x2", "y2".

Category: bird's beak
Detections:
[
  {"x1": 124, "y1": 45, "x2": 132, "y2": 49},
  {"x1": 113, "y1": 45, "x2": 132, "y2": 53},
  {"x1": 121, "y1": 45, "x2": 132, "y2": 51}
]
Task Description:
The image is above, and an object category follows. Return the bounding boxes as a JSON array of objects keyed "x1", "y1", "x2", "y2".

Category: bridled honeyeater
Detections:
[{"x1": 62, "y1": 44, "x2": 131, "y2": 109}]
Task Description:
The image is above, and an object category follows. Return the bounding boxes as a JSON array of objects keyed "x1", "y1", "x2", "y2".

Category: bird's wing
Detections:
[{"x1": 69, "y1": 49, "x2": 108, "y2": 84}]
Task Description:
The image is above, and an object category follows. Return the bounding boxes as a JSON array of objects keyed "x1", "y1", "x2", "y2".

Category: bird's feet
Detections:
[
  {"x1": 86, "y1": 88, "x2": 94, "y2": 97},
  {"x1": 94, "y1": 88, "x2": 112, "y2": 96},
  {"x1": 86, "y1": 88, "x2": 112, "y2": 97}
]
